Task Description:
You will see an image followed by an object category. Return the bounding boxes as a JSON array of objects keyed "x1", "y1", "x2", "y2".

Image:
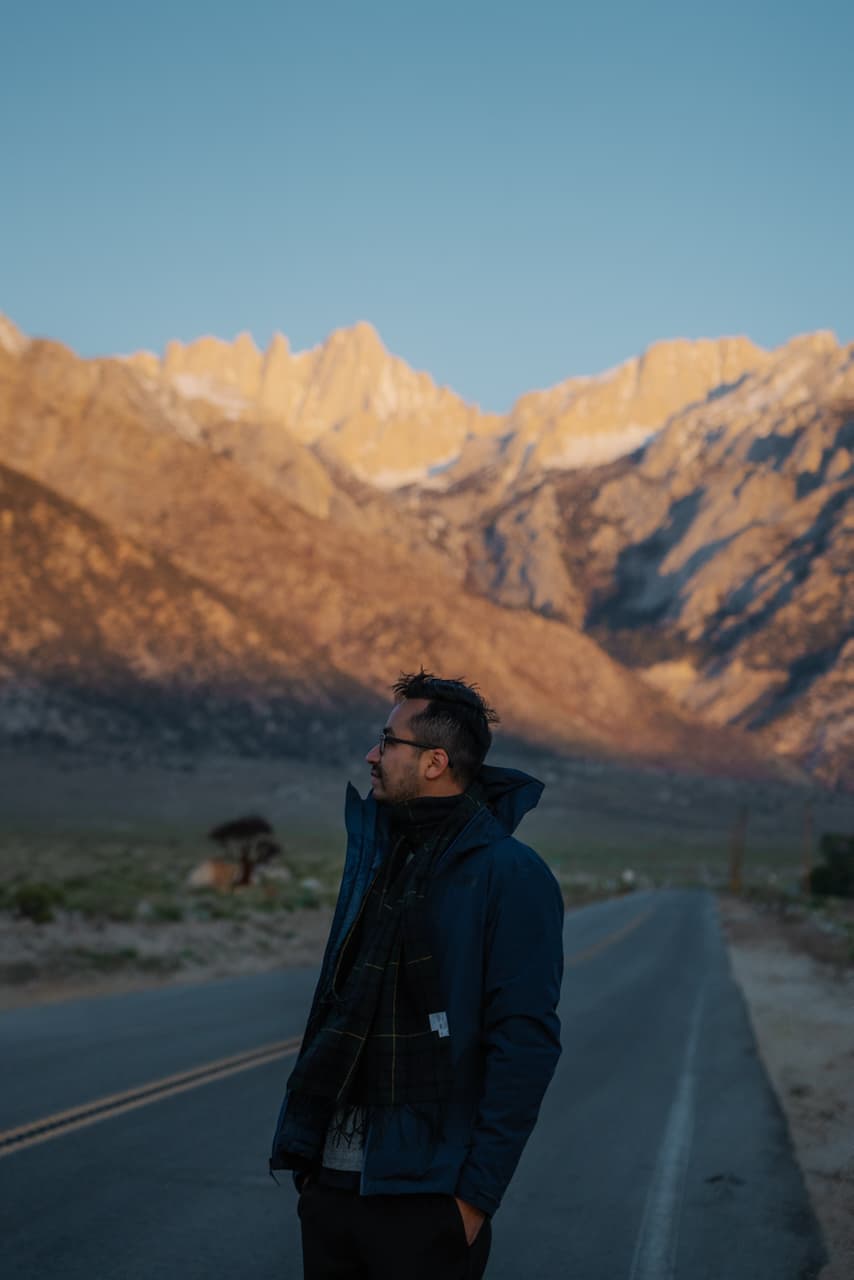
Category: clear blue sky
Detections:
[{"x1": 2, "y1": 0, "x2": 852, "y2": 411}]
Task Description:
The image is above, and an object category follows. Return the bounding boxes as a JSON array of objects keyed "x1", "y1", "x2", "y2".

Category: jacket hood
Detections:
[{"x1": 476, "y1": 764, "x2": 544, "y2": 835}]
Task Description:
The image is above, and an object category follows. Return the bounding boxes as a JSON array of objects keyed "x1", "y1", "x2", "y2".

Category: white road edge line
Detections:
[{"x1": 628, "y1": 986, "x2": 706, "y2": 1280}]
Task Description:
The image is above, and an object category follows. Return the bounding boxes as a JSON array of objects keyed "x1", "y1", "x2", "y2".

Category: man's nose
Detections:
[{"x1": 365, "y1": 743, "x2": 381, "y2": 765}]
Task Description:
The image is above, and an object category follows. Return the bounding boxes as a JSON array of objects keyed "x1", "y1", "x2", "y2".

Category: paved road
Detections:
[{"x1": 0, "y1": 891, "x2": 826, "y2": 1278}]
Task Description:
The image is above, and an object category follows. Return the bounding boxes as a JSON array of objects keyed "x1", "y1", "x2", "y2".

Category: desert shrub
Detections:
[
  {"x1": 150, "y1": 899, "x2": 184, "y2": 923},
  {"x1": 61, "y1": 874, "x2": 143, "y2": 921},
  {"x1": 206, "y1": 898, "x2": 235, "y2": 919},
  {"x1": 137, "y1": 954, "x2": 181, "y2": 973},
  {"x1": 809, "y1": 833, "x2": 854, "y2": 899},
  {"x1": 63, "y1": 884, "x2": 138, "y2": 921},
  {"x1": 808, "y1": 865, "x2": 837, "y2": 897},
  {"x1": 72, "y1": 946, "x2": 139, "y2": 971},
  {"x1": 14, "y1": 882, "x2": 65, "y2": 924}
]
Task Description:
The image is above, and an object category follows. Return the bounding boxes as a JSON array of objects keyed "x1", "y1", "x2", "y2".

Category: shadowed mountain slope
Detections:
[{"x1": 0, "y1": 460, "x2": 377, "y2": 755}]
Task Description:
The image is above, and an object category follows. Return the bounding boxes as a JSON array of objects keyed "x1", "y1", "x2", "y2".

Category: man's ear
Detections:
[{"x1": 423, "y1": 749, "x2": 450, "y2": 780}]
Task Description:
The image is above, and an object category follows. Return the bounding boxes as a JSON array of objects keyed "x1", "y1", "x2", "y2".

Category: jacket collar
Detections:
[{"x1": 346, "y1": 763, "x2": 544, "y2": 853}]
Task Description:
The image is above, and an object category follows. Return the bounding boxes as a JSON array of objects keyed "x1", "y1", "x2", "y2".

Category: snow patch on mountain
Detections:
[
  {"x1": 360, "y1": 453, "x2": 461, "y2": 489},
  {"x1": 542, "y1": 425, "x2": 659, "y2": 470},
  {"x1": 170, "y1": 373, "x2": 247, "y2": 419}
]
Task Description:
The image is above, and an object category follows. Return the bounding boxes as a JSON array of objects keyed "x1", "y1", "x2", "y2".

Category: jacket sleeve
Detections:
[{"x1": 454, "y1": 846, "x2": 564, "y2": 1217}]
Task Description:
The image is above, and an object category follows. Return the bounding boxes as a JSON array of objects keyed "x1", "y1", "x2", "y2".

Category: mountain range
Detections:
[{"x1": 0, "y1": 312, "x2": 850, "y2": 787}]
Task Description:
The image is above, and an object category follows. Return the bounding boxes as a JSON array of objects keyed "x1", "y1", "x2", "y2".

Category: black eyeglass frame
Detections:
[{"x1": 378, "y1": 730, "x2": 451, "y2": 766}]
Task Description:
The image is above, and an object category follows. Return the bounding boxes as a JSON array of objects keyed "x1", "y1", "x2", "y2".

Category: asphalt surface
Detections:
[{"x1": 0, "y1": 890, "x2": 826, "y2": 1279}]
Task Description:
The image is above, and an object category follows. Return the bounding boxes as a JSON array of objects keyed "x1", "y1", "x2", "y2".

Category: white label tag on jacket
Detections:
[{"x1": 429, "y1": 1011, "x2": 449, "y2": 1038}]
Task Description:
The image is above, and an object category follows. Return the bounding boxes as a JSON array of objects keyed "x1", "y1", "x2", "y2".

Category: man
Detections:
[{"x1": 270, "y1": 670, "x2": 564, "y2": 1279}]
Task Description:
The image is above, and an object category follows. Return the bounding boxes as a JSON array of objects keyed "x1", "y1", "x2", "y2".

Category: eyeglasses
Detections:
[
  {"x1": 378, "y1": 729, "x2": 440, "y2": 756},
  {"x1": 378, "y1": 730, "x2": 453, "y2": 768}
]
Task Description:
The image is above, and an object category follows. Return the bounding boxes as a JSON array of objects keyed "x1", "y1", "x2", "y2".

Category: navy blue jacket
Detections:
[{"x1": 270, "y1": 764, "x2": 564, "y2": 1217}]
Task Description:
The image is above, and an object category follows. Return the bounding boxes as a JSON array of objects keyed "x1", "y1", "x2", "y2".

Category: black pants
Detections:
[{"x1": 298, "y1": 1182, "x2": 492, "y2": 1279}]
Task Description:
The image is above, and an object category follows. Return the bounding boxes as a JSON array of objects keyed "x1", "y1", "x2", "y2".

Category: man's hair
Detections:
[{"x1": 392, "y1": 668, "x2": 499, "y2": 786}]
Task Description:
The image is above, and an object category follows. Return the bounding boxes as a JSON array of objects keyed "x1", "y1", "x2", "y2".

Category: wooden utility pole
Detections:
[
  {"x1": 802, "y1": 801, "x2": 814, "y2": 895},
  {"x1": 728, "y1": 805, "x2": 749, "y2": 893}
]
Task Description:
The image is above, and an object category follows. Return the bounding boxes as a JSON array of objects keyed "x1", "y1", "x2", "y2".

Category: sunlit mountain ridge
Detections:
[{"x1": 1, "y1": 313, "x2": 850, "y2": 786}]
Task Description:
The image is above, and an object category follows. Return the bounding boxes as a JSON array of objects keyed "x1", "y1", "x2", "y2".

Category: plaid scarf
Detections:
[{"x1": 281, "y1": 787, "x2": 484, "y2": 1160}]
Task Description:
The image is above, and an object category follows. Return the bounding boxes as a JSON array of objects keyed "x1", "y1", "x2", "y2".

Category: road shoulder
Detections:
[{"x1": 719, "y1": 895, "x2": 854, "y2": 1280}]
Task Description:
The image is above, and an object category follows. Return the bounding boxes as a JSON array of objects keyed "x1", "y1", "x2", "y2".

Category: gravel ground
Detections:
[
  {"x1": 720, "y1": 895, "x2": 854, "y2": 1280},
  {"x1": 0, "y1": 905, "x2": 333, "y2": 1009}
]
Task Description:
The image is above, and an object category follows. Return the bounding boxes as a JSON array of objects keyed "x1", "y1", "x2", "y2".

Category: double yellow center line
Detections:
[
  {"x1": 565, "y1": 906, "x2": 654, "y2": 968},
  {"x1": 2, "y1": 904, "x2": 655, "y2": 1159},
  {"x1": 0, "y1": 1034, "x2": 301, "y2": 1159}
]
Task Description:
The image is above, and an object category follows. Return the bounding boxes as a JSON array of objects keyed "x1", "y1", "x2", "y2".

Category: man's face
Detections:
[{"x1": 365, "y1": 699, "x2": 434, "y2": 804}]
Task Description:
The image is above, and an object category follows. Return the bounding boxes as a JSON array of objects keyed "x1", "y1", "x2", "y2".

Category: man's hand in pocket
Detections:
[{"x1": 454, "y1": 1197, "x2": 486, "y2": 1245}]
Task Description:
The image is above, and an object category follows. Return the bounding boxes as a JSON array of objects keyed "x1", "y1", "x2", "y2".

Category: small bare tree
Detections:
[{"x1": 207, "y1": 815, "x2": 281, "y2": 888}]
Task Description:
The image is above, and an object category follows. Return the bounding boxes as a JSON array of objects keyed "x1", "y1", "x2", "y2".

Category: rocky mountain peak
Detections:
[
  {"x1": 116, "y1": 319, "x2": 499, "y2": 483},
  {"x1": 634, "y1": 335, "x2": 766, "y2": 398},
  {"x1": 457, "y1": 335, "x2": 770, "y2": 484},
  {"x1": 264, "y1": 331, "x2": 291, "y2": 360},
  {"x1": 325, "y1": 319, "x2": 387, "y2": 359},
  {"x1": 0, "y1": 313, "x2": 30, "y2": 356},
  {"x1": 162, "y1": 333, "x2": 263, "y2": 401},
  {"x1": 783, "y1": 330, "x2": 839, "y2": 357}
]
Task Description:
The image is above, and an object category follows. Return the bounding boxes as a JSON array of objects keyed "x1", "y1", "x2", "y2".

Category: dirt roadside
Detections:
[
  {"x1": 719, "y1": 895, "x2": 854, "y2": 1280},
  {"x1": 0, "y1": 907, "x2": 333, "y2": 1009}
]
